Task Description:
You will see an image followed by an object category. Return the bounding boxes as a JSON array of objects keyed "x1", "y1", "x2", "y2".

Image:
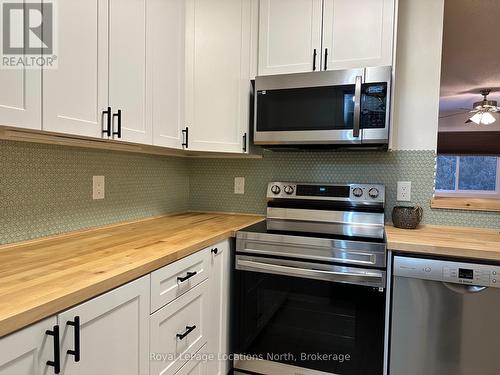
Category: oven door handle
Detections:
[{"x1": 237, "y1": 259, "x2": 384, "y2": 286}]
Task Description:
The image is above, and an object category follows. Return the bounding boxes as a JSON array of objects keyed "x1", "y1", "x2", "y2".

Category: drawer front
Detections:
[
  {"x1": 151, "y1": 248, "x2": 210, "y2": 313},
  {"x1": 174, "y1": 345, "x2": 207, "y2": 375},
  {"x1": 150, "y1": 281, "x2": 208, "y2": 375}
]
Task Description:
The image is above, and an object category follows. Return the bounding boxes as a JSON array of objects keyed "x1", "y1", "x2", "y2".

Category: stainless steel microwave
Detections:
[{"x1": 254, "y1": 66, "x2": 392, "y2": 148}]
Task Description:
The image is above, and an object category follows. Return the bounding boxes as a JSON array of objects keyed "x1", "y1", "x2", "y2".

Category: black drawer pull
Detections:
[
  {"x1": 66, "y1": 316, "x2": 80, "y2": 362},
  {"x1": 176, "y1": 325, "x2": 196, "y2": 340},
  {"x1": 182, "y1": 127, "x2": 189, "y2": 148},
  {"x1": 112, "y1": 109, "x2": 122, "y2": 138},
  {"x1": 102, "y1": 107, "x2": 112, "y2": 136},
  {"x1": 177, "y1": 271, "x2": 197, "y2": 283},
  {"x1": 211, "y1": 248, "x2": 218, "y2": 255},
  {"x1": 324, "y1": 48, "x2": 328, "y2": 70},
  {"x1": 45, "y1": 325, "x2": 60, "y2": 374},
  {"x1": 312, "y1": 49, "x2": 317, "y2": 71}
]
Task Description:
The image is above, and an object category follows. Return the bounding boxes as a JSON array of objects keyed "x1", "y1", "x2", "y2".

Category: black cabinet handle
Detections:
[
  {"x1": 177, "y1": 271, "x2": 197, "y2": 283},
  {"x1": 324, "y1": 48, "x2": 328, "y2": 70},
  {"x1": 176, "y1": 325, "x2": 196, "y2": 340},
  {"x1": 45, "y1": 325, "x2": 60, "y2": 374},
  {"x1": 242, "y1": 133, "x2": 247, "y2": 152},
  {"x1": 112, "y1": 109, "x2": 122, "y2": 138},
  {"x1": 312, "y1": 49, "x2": 317, "y2": 71},
  {"x1": 102, "y1": 107, "x2": 112, "y2": 136},
  {"x1": 182, "y1": 127, "x2": 189, "y2": 148},
  {"x1": 211, "y1": 248, "x2": 218, "y2": 255},
  {"x1": 66, "y1": 316, "x2": 80, "y2": 362}
]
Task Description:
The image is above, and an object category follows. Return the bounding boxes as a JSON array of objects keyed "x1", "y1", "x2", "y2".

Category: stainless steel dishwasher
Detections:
[{"x1": 390, "y1": 255, "x2": 500, "y2": 375}]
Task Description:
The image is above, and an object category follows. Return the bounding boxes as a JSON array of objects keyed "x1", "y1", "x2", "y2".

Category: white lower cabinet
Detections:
[
  {"x1": 206, "y1": 241, "x2": 231, "y2": 375},
  {"x1": 175, "y1": 345, "x2": 207, "y2": 375},
  {"x1": 0, "y1": 240, "x2": 231, "y2": 375},
  {"x1": 58, "y1": 275, "x2": 150, "y2": 375},
  {"x1": 150, "y1": 281, "x2": 208, "y2": 375},
  {"x1": 0, "y1": 317, "x2": 56, "y2": 375}
]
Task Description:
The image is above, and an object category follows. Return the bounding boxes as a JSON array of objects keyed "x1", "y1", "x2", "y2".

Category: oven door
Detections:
[
  {"x1": 232, "y1": 255, "x2": 386, "y2": 375},
  {"x1": 254, "y1": 67, "x2": 391, "y2": 146}
]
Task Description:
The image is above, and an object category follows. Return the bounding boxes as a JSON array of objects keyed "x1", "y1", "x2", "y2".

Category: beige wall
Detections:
[{"x1": 391, "y1": 0, "x2": 444, "y2": 151}]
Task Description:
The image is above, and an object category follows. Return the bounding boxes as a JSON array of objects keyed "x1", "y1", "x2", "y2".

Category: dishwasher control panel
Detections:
[{"x1": 394, "y1": 256, "x2": 500, "y2": 288}]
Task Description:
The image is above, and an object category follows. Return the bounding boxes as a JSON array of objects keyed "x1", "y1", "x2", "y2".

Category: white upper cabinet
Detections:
[
  {"x1": 0, "y1": 0, "x2": 41, "y2": 131},
  {"x1": 0, "y1": 67, "x2": 41, "y2": 130},
  {"x1": 258, "y1": 0, "x2": 396, "y2": 75},
  {"x1": 148, "y1": 0, "x2": 185, "y2": 149},
  {"x1": 109, "y1": 0, "x2": 151, "y2": 144},
  {"x1": 258, "y1": 0, "x2": 323, "y2": 76},
  {"x1": 43, "y1": 0, "x2": 109, "y2": 138},
  {"x1": 58, "y1": 275, "x2": 150, "y2": 375},
  {"x1": 322, "y1": 0, "x2": 395, "y2": 71},
  {"x1": 0, "y1": 317, "x2": 56, "y2": 375},
  {"x1": 185, "y1": 0, "x2": 256, "y2": 153}
]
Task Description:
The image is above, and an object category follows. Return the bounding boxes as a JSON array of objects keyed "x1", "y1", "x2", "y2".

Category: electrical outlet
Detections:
[
  {"x1": 397, "y1": 181, "x2": 411, "y2": 202},
  {"x1": 234, "y1": 177, "x2": 245, "y2": 194},
  {"x1": 93, "y1": 176, "x2": 105, "y2": 200}
]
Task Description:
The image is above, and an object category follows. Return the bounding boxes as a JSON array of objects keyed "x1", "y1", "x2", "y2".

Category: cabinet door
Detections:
[
  {"x1": 148, "y1": 0, "x2": 185, "y2": 149},
  {"x1": 0, "y1": 0, "x2": 41, "y2": 131},
  {"x1": 185, "y1": 0, "x2": 254, "y2": 153},
  {"x1": 58, "y1": 276, "x2": 150, "y2": 375},
  {"x1": 43, "y1": 0, "x2": 109, "y2": 138},
  {"x1": 109, "y1": 0, "x2": 151, "y2": 144},
  {"x1": 150, "y1": 281, "x2": 208, "y2": 375},
  {"x1": 0, "y1": 317, "x2": 56, "y2": 375},
  {"x1": 258, "y1": 0, "x2": 323, "y2": 76},
  {"x1": 322, "y1": 0, "x2": 395, "y2": 71},
  {"x1": 206, "y1": 241, "x2": 230, "y2": 375}
]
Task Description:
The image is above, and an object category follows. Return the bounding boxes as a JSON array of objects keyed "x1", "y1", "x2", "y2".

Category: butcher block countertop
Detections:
[
  {"x1": 0, "y1": 212, "x2": 264, "y2": 338},
  {"x1": 386, "y1": 224, "x2": 500, "y2": 261}
]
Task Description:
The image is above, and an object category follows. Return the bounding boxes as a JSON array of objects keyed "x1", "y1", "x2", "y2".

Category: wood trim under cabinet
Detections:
[
  {"x1": 431, "y1": 197, "x2": 500, "y2": 212},
  {"x1": 0, "y1": 126, "x2": 262, "y2": 159}
]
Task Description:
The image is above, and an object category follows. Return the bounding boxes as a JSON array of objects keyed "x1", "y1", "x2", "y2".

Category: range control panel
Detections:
[
  {"x1": 267, "y1": 182, "x2": 385, "y2": 203},
  {"x1": 394, "y1": 256, "x2": 500, "y2": 288}
]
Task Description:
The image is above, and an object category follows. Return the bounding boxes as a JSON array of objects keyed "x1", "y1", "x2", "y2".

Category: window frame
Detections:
[{"x1": 435, "y1": 155, "x2": 500, "y2": 198}]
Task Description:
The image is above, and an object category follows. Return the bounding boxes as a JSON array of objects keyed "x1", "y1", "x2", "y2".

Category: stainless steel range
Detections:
[{"x1": 231, "y1": 182, "x2": 389, "y2": 375}]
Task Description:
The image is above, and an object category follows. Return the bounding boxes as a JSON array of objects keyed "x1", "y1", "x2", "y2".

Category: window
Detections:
[{"x1": 435, "y1": 155, "x2": 500, "y2": 197}]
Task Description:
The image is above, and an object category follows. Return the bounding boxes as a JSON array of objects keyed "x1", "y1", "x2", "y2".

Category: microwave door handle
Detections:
[
  {"x1": 237, "y1": 259, "x2": 384, "y2": 285},
  {"x1": 353, "y1": 75, "x2": 362, "y2": 138}
]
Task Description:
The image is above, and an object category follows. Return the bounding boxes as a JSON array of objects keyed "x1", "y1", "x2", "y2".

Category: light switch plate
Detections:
[
  {"x1": 397, "y1": 181, "x2": 411, "y2": 202},
  {"x1": 93, "y1": 176, "x2": 105, "y2": 200},
  {"x1": 234, "y1": 177, "x2": 245, "y2": 194}
]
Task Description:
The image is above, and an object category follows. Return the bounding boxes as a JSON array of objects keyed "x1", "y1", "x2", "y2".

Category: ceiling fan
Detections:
[{"x1": 439, "y1": 89, "x2": 500, "y2": 125}]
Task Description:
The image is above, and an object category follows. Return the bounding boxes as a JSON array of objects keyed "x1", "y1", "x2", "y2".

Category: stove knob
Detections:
[
  {"x1": 369, "y1": 188, "x2": 380, "y2": 199},
  {"x1": 284, "y1": 185, "x2": 294, "y2": 195},
  {"x1": 353, "y1": 187, "x2": 363, "y2": 198},
  {"x1": 270, "y1": 185, "x2": 281, "y2": 195}
]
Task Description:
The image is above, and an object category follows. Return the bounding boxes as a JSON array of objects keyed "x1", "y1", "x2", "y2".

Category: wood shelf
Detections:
[{"x1": 431, "y1": 197, "x2": 500, "y2": 212}]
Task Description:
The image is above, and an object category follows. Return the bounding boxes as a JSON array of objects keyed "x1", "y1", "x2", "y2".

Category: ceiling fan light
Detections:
[
  {"x1": 467, "y1": 111, "x2": 496, "y2": 125},
  {"x1": 480, "y1": 111, "x2": 496, "y2": 125},
  {"x1": 469, "y1": 112, "x2": 483, "y2": 124}
]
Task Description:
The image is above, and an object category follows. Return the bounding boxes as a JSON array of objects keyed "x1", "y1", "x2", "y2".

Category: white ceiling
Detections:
[{"x1": 438, "y1": 0, "x2": 500, "y2": 131}]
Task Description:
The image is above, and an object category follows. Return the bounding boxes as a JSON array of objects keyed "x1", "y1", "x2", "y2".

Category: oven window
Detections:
[
  {"x1": 256, "y1": 85, "x2": 356, "y2": 132},
  {"x1": 233, "y1": 270, "x2": 385, "y2": 374}
]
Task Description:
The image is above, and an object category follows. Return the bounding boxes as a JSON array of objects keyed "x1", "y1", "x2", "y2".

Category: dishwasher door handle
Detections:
[
  {"x1": 237, "y1": 258, "x2": 384, "y2": 287},
  {"x1": 443, "y1": 282, "x2": 488, "y2": 294}
]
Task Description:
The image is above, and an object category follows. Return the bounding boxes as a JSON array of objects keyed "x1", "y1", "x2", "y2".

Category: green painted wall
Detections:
[
  {"x1": 189, "y1": 150, "x2": 500, "y2": 228},
  {"x1": 0, "y1": 141, "x2": 189, "y2": 244}
]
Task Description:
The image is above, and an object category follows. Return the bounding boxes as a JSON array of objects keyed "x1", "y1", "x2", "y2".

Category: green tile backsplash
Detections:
[
  {"x1": 2, "y1": 142, "x2": 499, "y2": 245},
  {"x1": 0, "y1": 140, "x2": 189, "y2": 244},
  {"x1": 189, "y1": 150, "x2": 500, "y2": 228}
]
